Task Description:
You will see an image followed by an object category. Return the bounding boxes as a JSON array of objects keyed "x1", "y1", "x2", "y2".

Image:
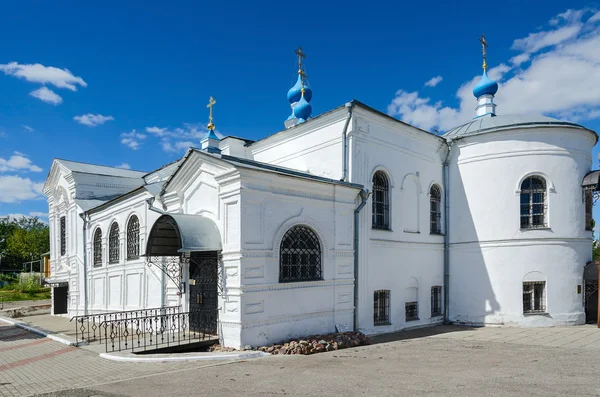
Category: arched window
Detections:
[
  {"x1": 520, "y1": 176, "x2": 547, "y2": 229},
  {"x1": 372, "y1": 171, "x2": 390, "y2": 230},
  {"x1": 127, "y1": 215, "x2": 140, "y2": 260},
  {"x1": 279, "y1": 225, "x2": 322, "y2": 283},
  {"x1": 93, "y1": 228, "x2": 103, "y2": 267},
  {"x1": 430, "y1": 185, "x2": 442, "y2": 234},
  {"x1": 108, "y1": 222, "x2": 120, "y2": 264}
]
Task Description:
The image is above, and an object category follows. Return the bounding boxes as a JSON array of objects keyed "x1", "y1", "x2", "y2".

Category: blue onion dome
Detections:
[
  {"x1": 287, "y1": 74, "x2": 313, "y2": 103},
  {"x1": 287, "y1": 74, "x2": 303, "y2": 103},
  {"x1": 473, "y1": 70, "x2": 499, "y2": 98},
  {"x1": 293, "y1": 90, "x2": 312, "y2": 121}
]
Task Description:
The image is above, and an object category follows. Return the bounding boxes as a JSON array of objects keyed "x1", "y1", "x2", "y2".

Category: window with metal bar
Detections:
[
  {"x1": 374, "y1": 290, "x2": 390, "y2": 325},
  {"x1": 108, "y1": 222, "x2": 120, "y2": 264},
  {"x1": 372, "y1": 171, "x2": 390, "y2": 230},
  {"x1": 405, "y1": 301, "x2": 419, "y2": 321},
  {"x1": 431, "y1": 286, "x2": 442, "y2": 317},
  {"x1": 585, "y1": 189, "x2": 593, "y2": 231},
  {"x1": 523, "y1": 281, "x2": 546, "y2": 314},
  {"x1": 279, "y1": 225, "x2": 322, "y2": 282},
  {"x1": 60, "y1": 216, "x2": 66, "y2": 256},
  {"x1": 93, "y1": 228, "x2": 103, "y2": 267},
  {"x1": 430, "y1": 185, "x2": 442, "y2": 234},
  {"x1": 520, "y1": 176, "x2": 547, "y2": 229},
  {"x1": 127, "y1": 215, "x2": 140, "y2": 260}
]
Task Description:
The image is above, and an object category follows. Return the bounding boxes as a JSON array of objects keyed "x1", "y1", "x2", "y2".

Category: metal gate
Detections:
[
  {"x1": 188, "y1": 251, "x2": 219, "y2": 335},
  {"x1": 585, "y1": 280, "x2": 598, "y2": 324}
]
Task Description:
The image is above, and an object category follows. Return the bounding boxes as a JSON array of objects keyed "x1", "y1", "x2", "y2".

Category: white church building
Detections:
[{"x1": 43, "y1": 46, "x2": 599, "y2": 349}]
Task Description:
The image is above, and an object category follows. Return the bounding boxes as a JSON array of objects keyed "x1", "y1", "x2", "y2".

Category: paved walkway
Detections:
[
  {"x1": 430, "y1": 324, "x2": 600, "y2": 349},
  {"x1": 0, "y1": 323, "x2": 233, "y2": 397}
]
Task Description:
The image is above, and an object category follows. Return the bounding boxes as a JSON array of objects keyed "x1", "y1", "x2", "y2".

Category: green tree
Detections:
[{"x1": 3, "y1": 216, "x2": 49, "y2": 270}]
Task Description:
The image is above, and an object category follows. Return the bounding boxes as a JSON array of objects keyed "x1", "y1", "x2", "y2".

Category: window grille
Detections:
[
  {"x1": 372, "y1": 171, "x2": 390, "y2": 230},
  {"x1": 60, "y1": 216, "x2": 66, "y2": 256},
  {"x1": 108, "y1": 222, "x2": 120, "y2": 264},
  {"x1": 93, "y1": 229, "x2": 103, "y2": 267},
  {"x1": 523, "y1": 281, "x2": 546, "y2": 314},
  {"x1": 405, "y1": 301, "x2": 419, "y2": 321},
  {"x1": 585, "y1": 189, "x2": 593, "y2": 231},
  {"x1": 374, "y1": 290, "x2": 390, "y2": 325},
  {"x1": 279, "y1": 225, "x2": 322, "y2": 282},
  {"x1": 431, "y1": 286, "x2": 442, "y2": 317},
  {"x1": 520, "y1": 176, "x2": 547, "y2": 229},
  {"x1": 127, "y1": 215, "x2": 140, "y2": 260},
  {"x1": 430, "y1": 185, "x2": 442, "y2": 234}
]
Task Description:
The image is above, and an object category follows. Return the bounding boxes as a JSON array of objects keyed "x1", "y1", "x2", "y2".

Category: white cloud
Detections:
[
  {"x1": 0, "y1": 175, "x2": 44, "y2": 203},
  {"x1": 115, "y1": 163, "x2": 131, "y2": 169},
  {"x1": 23, "y1": 125, "x2": 34, "y2": 132},
  {"x1": 589, "y1": 11, "x2": 600, "y2": 23},
  {"x1": 74, "y1": 114, "x2": 114, "y2": 127},
  {"x1": 30, "y1": 87, "x2": 62, "y2": 105},
  {"x1": 29, "y1": 211, "x2": 48, "y2": 218},
  {"x1": 120, "y1": 130, "x2": 146, "y2": 150},
  {"x1": 0, "y1": 62, "x2": 87, "y2": 91},
  {"x1": 0, "y1": 152, "x2": 43, "y2": 173},
  {"x1": 387, "y1": 8, "x2": 600, "y2": 132},
  {"x1": 145, "y1": 123, "x2": 225, "y2": 153},
  {"x1": 425, "y1": 76, "x2": 443, "y2": 87}
]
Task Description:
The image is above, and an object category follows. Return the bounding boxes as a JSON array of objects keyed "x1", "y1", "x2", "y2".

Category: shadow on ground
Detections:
[{"x1": 369, "y1": 324, "x2": 476, "y2": 344}]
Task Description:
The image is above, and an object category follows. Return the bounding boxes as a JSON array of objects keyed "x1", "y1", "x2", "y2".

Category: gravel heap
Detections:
[{"x1": 209, "y1": 332, "x2": 369, "y2": 355}]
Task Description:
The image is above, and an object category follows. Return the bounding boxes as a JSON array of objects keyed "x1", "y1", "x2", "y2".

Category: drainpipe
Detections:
[
  {"x1": 354, "y1": 189, "x2": 370, "y2": 331},
  {"x1": 443, "y1": 141, "x2": 454, "y2": 323},
  {"x1": 78, "y1": 212, "x2": 89, "y2": 316},
  {"x1": 341, "y1": 102, "x2": 355, "y2": 182}
]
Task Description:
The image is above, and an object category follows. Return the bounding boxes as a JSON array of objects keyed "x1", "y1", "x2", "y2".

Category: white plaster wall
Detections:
[
  {"x1": 448, "y1": 126, "x2": 596, "y2": 326},
  {"x1": 230, "y1": 170, "x2": 358, "y2": 349},
  {"x1": 348, "y1": 108, "x2": 447, "y2": 334},
  {"x1": 250, "y1": 112, "x2": 348, "y2": 180}
]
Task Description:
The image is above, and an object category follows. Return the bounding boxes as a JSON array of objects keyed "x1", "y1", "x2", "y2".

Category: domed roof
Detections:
[
  {"x1": 473, "y1": 71, "x2": 498, "y2": 98},
  {"x1": 443, "y1": 114, "x2": 590, "y2": 140},
  {"x1": 293, "y1": 91, "x2": 312, "y2": 121},
  {"x1": 287, "y1": 74, "x2": 312, "y2": 103}
]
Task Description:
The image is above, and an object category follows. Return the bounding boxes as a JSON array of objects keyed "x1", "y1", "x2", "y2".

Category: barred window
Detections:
[
  {"x1": 523, "y1": 281, "x2": 546, "y2": 314},
  {"x1": 431, "y1": 286, "x2": 442, "y2": 317},
  {"x1": 585, "y1": 189, "x2": 593, "y2": 231},
  {"x1": 93, "y1": 228, "x2": 103, "y2": 267},
  {"x1": 108, "y1": 222, "x2": 120, "y2": 264},
  {"x1": 279, "y1": 225, "x2": 322, "y2": 283},
  {"x1": 520, "y1": 176, "x2": 547, "y2": 229},
  {"x1": 406, "y1": 301, "x2": 419, "y2": 321},
  {"x1": 60, "y1": 216, "x2": 66, "y2": 256},
  {"x1": 374, "y1": 290, "x2": 390, "y2": 325},
  {"x1": 127, "y1": 215, "x2": 140, "y2": 260},
  {"x1": 372, "y1": 171, "x2": 390, "y2": 230},
  {"x1": 430, "y1": 185, "x2": 442, "y2": 234}
]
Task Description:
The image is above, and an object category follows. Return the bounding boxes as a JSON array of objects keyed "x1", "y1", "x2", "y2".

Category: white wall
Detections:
[
  {"x1": 448, "y1": 126, "x2": 596, "y2": 326},
  {"x1": 348, "y1": 108, "x2": 448, "y2": 334}
]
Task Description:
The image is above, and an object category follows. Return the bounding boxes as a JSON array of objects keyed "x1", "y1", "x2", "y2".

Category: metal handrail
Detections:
[{"x1": 70, "y1": 306, "x2": 181, "y2": 345}]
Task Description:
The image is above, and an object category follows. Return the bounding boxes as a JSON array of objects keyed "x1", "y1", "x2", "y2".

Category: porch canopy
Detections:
[
  {"x1": 583, "y1": 170, "x2": 600, "y2": 189},
  {"x1": 145, "y1": 214, "x2": 222, "y2": 257}
]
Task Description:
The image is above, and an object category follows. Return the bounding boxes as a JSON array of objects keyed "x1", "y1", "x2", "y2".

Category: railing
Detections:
[
  {"x1": 70, "y1": 306, "x2": 180, "y2": 346},
  {"x1": 103, "y1": 310, "x2": 217, "y2": 352}
]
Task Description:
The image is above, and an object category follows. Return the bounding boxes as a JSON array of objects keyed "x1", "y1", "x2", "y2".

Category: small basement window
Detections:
[
  {"x1": 406, "y1": 301, "x2": 419, "y2": 321},
  {"x1": 374, "y1": 290, "x2": 390, "y2": 326},
  {"x1": 523, "y1": 281, "x2": 546, "y2": 314},
  {"x1": 431, "y1": 286, "x2": 442, "y2": 317}
]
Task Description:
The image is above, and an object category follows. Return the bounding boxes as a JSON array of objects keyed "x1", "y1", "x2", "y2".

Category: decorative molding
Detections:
[
  {"x1": 333, "y1": 250, "x2": 354, "y2": 257},
  {"x1": 244, "y1": 266, "x2": 264, "y2": 279},
  {"x1": 240, "y1": 279, "x2": 354, "y2": 294},
  {"x1": 240, "y1": 308, "x2": 354, "y2": 329},
  {"x1": 244, "y1": 300, "x2": 265, "y2": 315},
  {"x1": 337, "y1": 292, "x2": 352, "y2": 304},
  {"x1": 221, "y1": 250, "x2": 274, "y2": 260},
  {"x1": 272, "y1": 211, "x2": 330, "y2": 255}
]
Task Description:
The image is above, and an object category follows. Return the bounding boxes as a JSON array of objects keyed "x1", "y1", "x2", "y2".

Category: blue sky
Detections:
[{"x1": 1, "y1": 0, "x2": 600, "y2": 225}]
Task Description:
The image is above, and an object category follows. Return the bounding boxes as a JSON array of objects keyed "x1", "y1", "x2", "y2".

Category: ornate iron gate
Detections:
[
  {"x1": 585, "y1": 280, "x2": 598, "y2": 324},
  {"x1": 188, "y1": 251, "x2": 219, "y2": 335}
]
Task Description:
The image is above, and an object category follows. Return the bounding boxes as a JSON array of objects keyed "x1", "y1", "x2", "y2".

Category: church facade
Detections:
[{"x1": 43, "y1": 48, "x2": 598, "y2": 349}]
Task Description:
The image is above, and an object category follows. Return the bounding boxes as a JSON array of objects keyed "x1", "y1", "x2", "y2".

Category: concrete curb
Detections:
[
  {"x1": 99, "y1": 350, "x2": 270, "y2": 363},
  {"x1": 0, "y1": 316, "x2": 77, "y2": 346}
]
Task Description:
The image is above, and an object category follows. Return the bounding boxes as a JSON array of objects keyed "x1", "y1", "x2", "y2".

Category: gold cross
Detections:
[
  {"x1": 295, "y1": 46, "x2": 306, "y2": 74},
  {"x1": 206, "y1": 96, "x2": 216, "y2": 131},
  {"x1": 479, "y1": 34, "x2": 488, "y2": 72}
]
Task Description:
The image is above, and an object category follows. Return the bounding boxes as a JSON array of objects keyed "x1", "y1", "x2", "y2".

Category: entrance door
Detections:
[
  {"x1": 585, "y1": 281, "x2": 599, "y2": 324},
  {"x1": 188, "y1": 251, "x2": 219, "y2": 335},
  {"x1": 53, "y1": 286, "x2": 68, "y2": 314}
]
